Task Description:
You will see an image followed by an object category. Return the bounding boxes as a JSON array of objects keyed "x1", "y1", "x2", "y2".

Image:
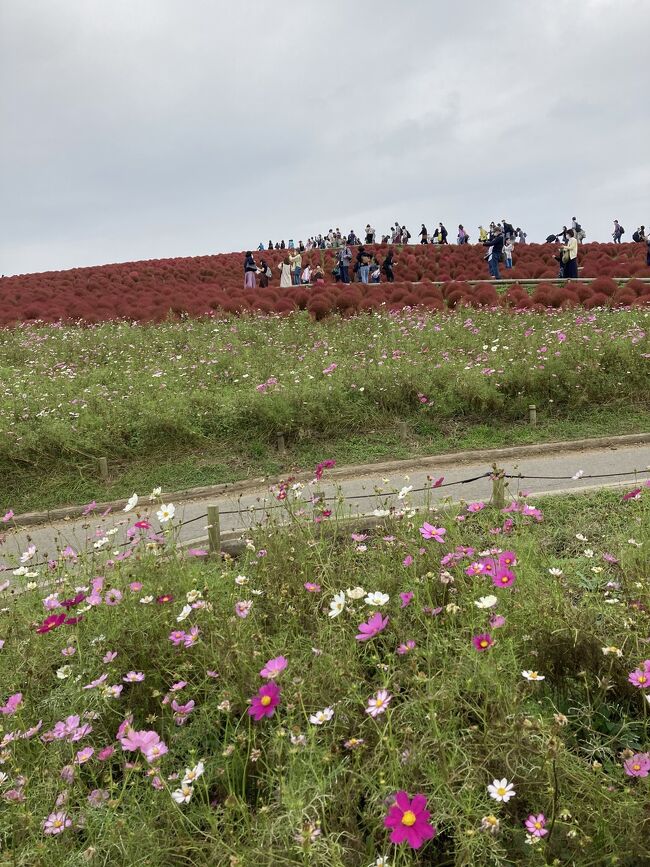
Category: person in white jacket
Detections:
[{"x1": 278, "y1": 256, "x2": 293, "y2": 288}]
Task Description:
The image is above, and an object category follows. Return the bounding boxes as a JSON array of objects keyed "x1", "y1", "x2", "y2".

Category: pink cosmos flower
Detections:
[
  {"x1": 400, "y1": 592, "x2": 414, "y2": 608},
  {"x1": 525, "y1": 813, "x2": 548, "y2": 837},
  {"x1": 623, "y1": 753, "x2": 650, "y2": 777},
  {"x1": 88, "y1": 789, "x2": 110, "y2": 807},
  {"x1": 171, "y1": 699, "x2": 195, "y2": 725},
  {"x1": 498, "y1": 550, "x2": 517, "y2": 568},
  {"x1": 365, "y1": 689, "x2": 392, "y2": 717},
  {"x1": 129, "y1": 581, "x2": 143, "y2": 592},
  {"x1": 248, "y1": 682, "x2": 281, "y2": 721},
  {"x1": 492, "y1": 569, "x2": 516, "y2": 589},
  {"x1": 622, "y1": 488, "x2": 642, "y2": 502},
  {"x1": 170, "y1": 680, "x2": 187, "y2": 692},
  {"x1": 467, "y1": 502, "x2": 485, "y2": 513},
  {"x1": 98, "y1": 745, "x2": 115, "y2": 761},
  {"x1": 61, "y1": 646, "x2": 76, "y2": 657},
  {"x1": 314, "y1": 459, "x2": 336, "y2": 481},
  {"x1": 235, "y1": 600, "x2": 253, "y2": 618},
  {"x1": 0, "y1": 693, "x2": 22, "y2": 715},
  {"x1": 384, "y1": 791, "x2": 436, "y2": 849},
  {"x1": 628, "y1": 669, "x2": 650, "y2": 688},
  {"x1": 2, "y1": 510, "x2": 14, "y2": 523},
  {"x1": 260, "y1": 655, "x2": 288, "y2": 679},
  {"x1": 304, "y1": 582, "x2": 321, "y2": 593},
  {"x1": 156, "y1": 594, "x2": 174, "y2": 604},
  {"x1": 169, "y1": 630, "x2": 187, "y2": 646},
  {"x1": 183, "y1": 626, "x2": 200, "y2": 647},
  {"x1": 43, "y1": 811, "x2": 72, "y2": 835},
  {"x1": 83, "y1": 674, "x2": 108, "y2": 690},
  {"x1": 489, "y1": 614, "x2": 506, "y2": 629},
  {"x1": 123, "y1": 671, "x2": 145, "y2": 683},
  {"x1": 397, "y1": 640, "x2": 416, "y2": 655},
  {"x1": 419, "y1": 523, "x2": 446, "y2": 543},
  {"x1": 75, "y1": 747, "x2": 94, "y2": 764},
  {"x1": 351, "y1": 533, "x2": 368, "y2": 542},
  {"x1": 472, "y1": 633, "x2": 494, "y2": 652},
  {"x1": 60, "y1": 765, "x2": 75, "y2": 783},
  {"x1": 402, "y1": 555, "x2": 414, "y2": 567},
  {"x1": 105, "y1": 589, "x2": 123, "y2": 606},
  {"x1": 356, "y1": 612, "x2": 389, "y2": 642},
  {"x1": 106, "y1": 685, "x2": 123, "y2": 698}
]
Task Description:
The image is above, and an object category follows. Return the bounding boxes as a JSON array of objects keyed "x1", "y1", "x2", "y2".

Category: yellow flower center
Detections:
[
  {"x1": 496, "y1": 787, "x2": 506, "y2": 797},
  {"x1": 500, "y1": 576, "x2": 508, "y2": 583},
  {"x1": 261, "y1": 695, "x2": 272, "y2": 706},
  {"x1": 480, "y1": 640, "x2": 489, "y2": 648},
  {"x1": 633, "y1": 764, "x2": 641, "y2": 771},
  {"x1": 534, "y1": 821, "x2": 542, "y2": 829},
  {"x1": 54, "y1": 819, "x2": 63, "y2": 828},
  {"x1": 375, "y1": 698, "x2": 384, "y2": 707},
  {"x1": 401, "y1": 810, "x2": 417, "y2": 827},
  {"x1": 639, "y1": 675, "x2": 647, "y2": 684},
  {"x1": 529, "y1": 672, "x2": 538, "y2": 679}
]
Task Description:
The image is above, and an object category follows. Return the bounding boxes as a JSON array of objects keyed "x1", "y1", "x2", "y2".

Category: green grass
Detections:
[
  {"x1": 1, "y1": 486, "x2": 649, "y2": 865},
  {"x1": 1, "y1": 308, "x2": 648, "y2": 514}
]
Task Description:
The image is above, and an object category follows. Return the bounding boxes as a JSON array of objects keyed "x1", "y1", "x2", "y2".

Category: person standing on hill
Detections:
[
  {"x1": 382, "y1": 248, "x2": 395, "y2": 282},
  {"x1": 502, "y1": 219, "x2": 514, "y2": 240},
  {"x1": 356, "y1": 247, "x2": 371, "y2": 283},
  {"x1": 439, "y1": 223, "x2": 448, "y2": 244},
  {"x1": 504, "y1": 237, "x2": 514, "y2": 269},
  {"x1": 244, "y1": 251, "x2": 257, "y2": 288},
  {"x1": 419, "y1": 224, "x2": 428, "y2": 244},
  {"x1": 612, "y1": 220, "x2": 624, "y2": 243},
  {"x1": 259, "y1": 258, "x2": 271, "y2": 288},
  {"x1": 561, "y1": 229, "x2": 579, "y2": 278},
  {"x1": 278, "y1": 256, "x2": 292, "y2": 288},
  {"x1": 572, "y1": 217, "x2": 586, "y2": 243},
  {"x1": 457, "y1": 225, "x2": 468, "y2": 244},
  {"x1": 478, "y1": 225, "x2": 488, "y2": 242},
  {"x1": 290, "y1": 250, "x2": 302, "y2": 285},
  {"x1": 482, "y1": 226, "x2": 504, "y2": 279},
  {"x1": 338, "y1": 243, "x2": 352, "y2": 284}
]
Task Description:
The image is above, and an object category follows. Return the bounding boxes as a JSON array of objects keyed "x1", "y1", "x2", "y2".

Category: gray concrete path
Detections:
[{"x1": 2, "y1": 444, "x2": 649, "y2": 569}]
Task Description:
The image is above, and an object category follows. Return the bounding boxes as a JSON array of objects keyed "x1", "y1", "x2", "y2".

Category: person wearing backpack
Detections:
[
  {"x1": 338, "y1": 244, "x2": 352, "y2": 284},
  {"x1": 419, "y1": 224, "x2": 429, "y2": 244},
  {"x1": 613, "y1": 220, "x2": 624, "y2": 243},
  {"x1": 259, "y1": 258, "x2": 271, "y2": 288},
  {"x1": 560, "y1": 230, "x2": 579, "y2": 278},
  {"x1": 439, "y1": 223, "x2": 448, "y2": 244}
]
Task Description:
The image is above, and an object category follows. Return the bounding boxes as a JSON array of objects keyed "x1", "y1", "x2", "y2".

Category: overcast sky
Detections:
[{"x1": 1, "y1": 0, "x2": 648, "y2": 275}]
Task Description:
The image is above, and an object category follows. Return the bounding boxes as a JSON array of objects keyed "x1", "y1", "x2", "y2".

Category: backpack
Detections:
[
  {"x1": 633, "y1": 230, "x2": 641, "y2": 242},
  {"x1": 265, "y1": 267, "x2": 272, "y2": 278},
  {"x1": 619, "y1": 227, "x2": 625, "y2": 235}
]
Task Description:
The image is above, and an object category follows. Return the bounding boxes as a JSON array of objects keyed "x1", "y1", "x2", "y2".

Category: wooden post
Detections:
[
  {"x1": 276, "y1": 433, "x2": 286, "y2": 455},
  {"x1": 397, "y1": 421, "x2": 408, "y2": 439},
  {"x1": 491, "y1": 465, "x2": 506, "y2": 510},
  {"x1": 528, "y1": 404, "x2": 537, "y2": 426},
  {"x1": 207, "y1": 505, "x2": 221, "y2": 557},
  {"x1": 98, "y1": 457, "x2": 109, "y2": 482}
]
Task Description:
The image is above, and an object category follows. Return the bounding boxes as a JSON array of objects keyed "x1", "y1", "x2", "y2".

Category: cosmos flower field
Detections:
[{"x1": 0, "y1": 481, "x2": 649, "y2": 865}]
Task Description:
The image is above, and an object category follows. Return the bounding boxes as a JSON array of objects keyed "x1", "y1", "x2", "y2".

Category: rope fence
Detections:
[{"x1": 2, "y1": 463, "x2": 647, "y2": 570}]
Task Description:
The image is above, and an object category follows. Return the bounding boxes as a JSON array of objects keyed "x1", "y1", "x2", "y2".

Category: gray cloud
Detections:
[{"x1": 1, "y1": 0, "x2": 648, "y2": 274}]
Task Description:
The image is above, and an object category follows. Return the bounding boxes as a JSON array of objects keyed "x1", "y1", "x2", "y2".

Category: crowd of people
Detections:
[{"x1": 243, "y1": 216, "x2": 649, "y2": 286}]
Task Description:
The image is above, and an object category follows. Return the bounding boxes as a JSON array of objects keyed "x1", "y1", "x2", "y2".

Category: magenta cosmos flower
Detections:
[
  {"x1": 356, "y1": 612, "x2": 389, "y2": 642},
  {"x1": 35, "y1": 613, "x2": 66, "y2": 634},
  {"x1": 472, "y1": 633, "x2": 494, "y2": 652},
  {"x1": 624, "y1": 753, "x2": 650, "y2": 777},
  {"x1": 419, "y1": 523, "x2": 446, "y2": 543},
  {"x1": 384, "y1": 791, "x2": 436, "y2": 849},
  {"x1": 492, "y1": 568, "x2": 516, "y2": 589},
  {"x1": 524, "y1": 813, "x2": 548, "y2": 837},
  {"x1": 259, "y1": 656, "x2": 288, "y2": 679},
  {"x1": 248, "y1": 682, "x2": 281, "y2": 721}
]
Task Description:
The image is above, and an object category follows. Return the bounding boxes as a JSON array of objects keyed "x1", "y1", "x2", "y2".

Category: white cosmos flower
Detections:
[
  {"x1": 474, "y1": 595, "x2": 498, "y2": 609},
  {"x1": 123, "y1": 493, "x2": 138, "y2": 512},
  {"x1": 346, "y1": 586, "x2": 365, "y2": 600},
  {"x1": 171, "y1": 783, "x2": 193, "y2": 804},
  {"x1": 140, "y1": 595, "x2": 154, "y2": 604},
  {"x1": 601, "y1": 646, "x2": 622, "y2": 657},
  {"x1": 182, "y1": 761, "x2": 205, "y2": 785},
  {"x1": 364, "y1": 591, "x2": 389, "y2": 607},
  {"x1": 487, "y1": 778, "x2": 516, "y2": 802},
  {"x1": 522, "y1": 670, "x2": 545, "y2": 681},
  {"x1": 583, "y1": 549, "x2": 594, "y2": 558},
  {"x1": 176, "y1": 604, "x2": 192, "y2": 622},
  {"x1": 373, "y1": 509, "x2": 390, "y2": 518},
  {"x1": 309, "y1": 707, "x2": 334, "y2": 725},
  {"x1": 328, "y1": 592, "x2": 346, "y2": 618},
  {"x1": 548, "y1": 567, "x2": 563, "y2": 576},
  {"x1": 397, "y1": 485, "x2": 413, "y2": 500},
  {"x1": 157, "y1": 503, "x2": 175, "y2": 523},
  {"x1": 93, "y1": 537, "x2": 109, "y2": 549},
  {"x1": 56, "y1": 666, "x2": 72, "y2": 680},
  {"x1": 575, "y1": 533, "x2": 588, "y2": 542},
  {"x1": 20, "y1": 545, "x2": 36, "y2": 563},
  {"x1": 235, "y1": 575, "x2": 249, "y2": 586},
  {"x1": 149, "y1": 486, "x2": 162, "y2": 501},
  {"x1": 571, "y1": 470, "x2": 584, "y2": 481}
]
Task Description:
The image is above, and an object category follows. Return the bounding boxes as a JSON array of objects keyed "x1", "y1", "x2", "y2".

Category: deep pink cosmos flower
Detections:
[
  {"x1": 419, "y1": 523, "x2": 446, "y2": 543},
  {"x1": 472, "y1": 633, "x2": 494, "y2": 652},
  {"x1": 492, "y1": 568, "x2": 516, "y2": 589},
  {"x1": 402, "y1": 555, "x2": 414, "y2": 567},
  {"x1": 623, "y1": 753, "x2": 650, "y2": 777},
  {"x1": 248, "y1": 682, "x2": 281, "y2": 721},
  {"x1": 356, "y1": 612, "x2": 389, "y2": 642},
  {"x1": 524, "y1": 813, "x2": 548, "y2": 837},
  {"x1": 60, "y1": 592, "x2": 86, "y2": 610},
  {"x1": 156, "y1": 594, "x2": 174, "y2": 604},
  {"x1": 400, "y1": 592, "x2": 414, "y2": 608},
  {"x1": 314, "y1": 459, "x2": 336, "y2": 481},
  {"x1": 36, "y1": 613, "x2": 66, "y2": 634},
  {"x1": 622, "y1": 488, "x2": 642, "y2": 502},
  {"x1": 467, "y1": 501, "x2": 485, "y2": 513},
  {"x1": 498, "y1": 550, "x2": 517, "y2": 568},
  {"x1": 384, "y1": 791, "x2": 436, "y2": 849},
  {"x1": 431, "y1": 476, "x2": 444, "y2": 488},
  {"x1": 260, "y1": 656, "x2": 288, "y2": 679}
]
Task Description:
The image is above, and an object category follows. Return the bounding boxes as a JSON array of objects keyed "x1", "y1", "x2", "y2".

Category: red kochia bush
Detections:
[{"x1": 590, "y1": 276, "x2": 618, "y2": 296}]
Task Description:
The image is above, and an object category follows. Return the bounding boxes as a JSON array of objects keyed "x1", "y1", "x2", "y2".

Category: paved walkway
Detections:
[{"x1": 2, "y1": 443, "x2": 649, "y2": 569}]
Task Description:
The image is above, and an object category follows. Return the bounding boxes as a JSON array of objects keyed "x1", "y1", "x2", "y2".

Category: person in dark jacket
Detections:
[
  {"x1": 382, "y1": 249, "x2": 395, "y2": 282},
  {"x1": 356, "y1": 247, "x2": 371, "y2": 283},
  {"x1": 502, "y1": 220, "x2": 515, "y2": 239},
  {"x1": 244, "y1": 252, "x2": 257, "y2": 288},
  {"x1": 482, "y1": 228, "x2": 504, "y2": 279},
  {"x1": 419, "y1": 224, "x2": 428, "y2": 244},
  {"x1": 439, "y1": 223, "x2": 448, "y2": 244},
  {"x1": 259, "y1": 258, "x2": 270, "y2": 288}
]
